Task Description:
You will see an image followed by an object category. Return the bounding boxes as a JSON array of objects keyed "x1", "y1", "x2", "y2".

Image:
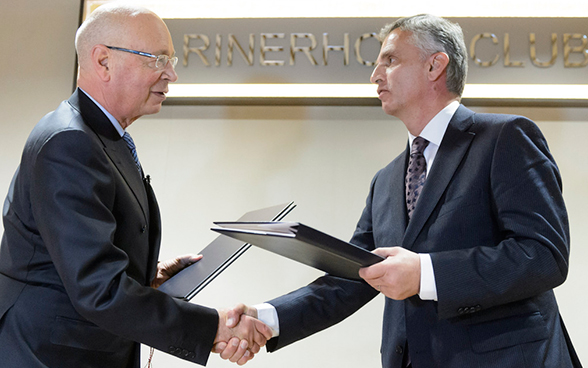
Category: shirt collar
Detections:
[
  {"x1": 408, "y1": 100, "x2": 460, "y2": 146},
  {"x1": 79, "y1": 88, "x2": 125, "y2": 138}
]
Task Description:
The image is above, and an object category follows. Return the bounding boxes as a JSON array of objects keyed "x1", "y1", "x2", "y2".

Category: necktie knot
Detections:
[
  {"x1": 122, "y1": 131, "x2": 143, "y2": 175},
  {"x1": 411, "y1": 136, "x2": 429, "y2": 156}
]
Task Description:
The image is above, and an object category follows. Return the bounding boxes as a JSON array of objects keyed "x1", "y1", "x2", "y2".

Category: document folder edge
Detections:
[{"x1": 158, "y1": 202, "x2": 295, "y2": 300}]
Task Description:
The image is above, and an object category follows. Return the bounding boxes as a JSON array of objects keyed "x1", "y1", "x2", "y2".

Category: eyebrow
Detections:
[
  {"x1": 152, "y1": 49, "x2": 175, "y2": 57},
  {"x1": 377, "y1": 49, "x2": 396, "y2": 62}
]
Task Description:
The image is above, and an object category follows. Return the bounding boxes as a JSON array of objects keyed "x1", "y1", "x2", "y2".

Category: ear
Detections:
[
  {"x1": 90, "y1": 44, "x2": 112, "y2": 82},
  {"x1": 427, "y1": 52, "x2": 449, "y2": 82}
]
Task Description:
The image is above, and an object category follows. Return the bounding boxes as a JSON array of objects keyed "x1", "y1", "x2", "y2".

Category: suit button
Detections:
[
  {"x1": 141, "y1": 225, "x2": 147, "y2": 233},
  {"x1": 457, "y1": 307, "x2": 465, "y2": 315},
  {"x1": 395, "y1": 345, "x2": 404, "y2": 355}
]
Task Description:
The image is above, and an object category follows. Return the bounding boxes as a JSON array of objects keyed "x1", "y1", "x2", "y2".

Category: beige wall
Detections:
[{"x1": 1, "y1": 1, "x2": 585, "y2": 367}]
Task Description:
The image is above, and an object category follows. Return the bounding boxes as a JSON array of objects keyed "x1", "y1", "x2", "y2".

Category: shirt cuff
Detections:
[
  {"x1": 418, "y1": 253, "x2": 438, "y2": 301},
  {"x1": 254, "y1": 303, "x2": 280, "y2": 337}
]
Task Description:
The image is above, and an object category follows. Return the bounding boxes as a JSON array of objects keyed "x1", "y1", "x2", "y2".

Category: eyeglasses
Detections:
[{"x1": 106, "y1": 46, "x2": 178, "y2": 70}]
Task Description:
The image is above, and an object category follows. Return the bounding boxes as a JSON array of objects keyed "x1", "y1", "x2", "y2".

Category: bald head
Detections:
[
  {"x1": 74, "y1": 3, "x2": 177, "y2": 128},
  {"x1": 75, "y1": 4, "x2": 163, "y2": 69}
]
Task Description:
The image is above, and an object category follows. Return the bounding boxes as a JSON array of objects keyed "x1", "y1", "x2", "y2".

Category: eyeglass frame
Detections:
[{"x1": 105, "y1": 46, "x2": 178, "y2": 70}]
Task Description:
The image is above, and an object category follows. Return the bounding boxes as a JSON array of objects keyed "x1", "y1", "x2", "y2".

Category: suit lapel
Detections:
[
  {"x1": 71, "y1": 90, "x2": 149, "y2": 223},
  {"x1": 402, "y1": 105, "x2": 476, "y2": 248},
  {"x1": 144, "y1": 176, "x2": 162, "y2": 282},
  {"x1": 389, "y1": 147, "x2": 410, "y2": 243},
  {"x1": 103, "y1": 141, "x2": 150, "y2": 222}
]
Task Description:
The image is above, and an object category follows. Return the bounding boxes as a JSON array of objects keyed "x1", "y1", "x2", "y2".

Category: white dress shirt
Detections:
[{"x1": 412, "y1": 100, "x2": 460, "y2": 301}]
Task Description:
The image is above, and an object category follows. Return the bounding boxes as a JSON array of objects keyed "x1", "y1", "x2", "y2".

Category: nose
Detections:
[
  {"x1": 162, "y1": 61, "x2": 178, "y2": 82},
  {"x1": 370, "y1": 64, "x2": 383, "y2": 84}
]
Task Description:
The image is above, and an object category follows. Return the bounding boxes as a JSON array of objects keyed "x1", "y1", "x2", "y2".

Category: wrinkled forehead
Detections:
[
  {"x1": 384, "y1": 29, "x2": 414, "y2": 47},
  {"x1": 378, "y1": 30, "x2": 410, "y2": 56}
]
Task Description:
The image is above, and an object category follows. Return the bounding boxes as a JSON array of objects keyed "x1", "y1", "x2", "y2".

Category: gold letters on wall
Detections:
[
  {"x1": 471, "y1": 32, "x2": 587, "y2": 68},
  {"x1": 163, "y1": 17, "x2": 587, "y2": 105},
  {"x1": 183, "y1": 32, "x2": 377, "y2": 67}
]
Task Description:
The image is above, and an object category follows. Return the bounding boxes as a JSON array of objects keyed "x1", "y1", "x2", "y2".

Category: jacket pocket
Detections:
[
  {"x1": 468, "y1": 311, "x2": 549, "y2": 353},
  {"x1": 50, "y1": 315, "x2": 131, "y2": 353}
]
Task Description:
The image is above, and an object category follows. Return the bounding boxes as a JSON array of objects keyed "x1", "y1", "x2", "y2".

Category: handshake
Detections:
[
  {"x1": 213, "y1": 304, "x2": 267, "y2": 365},
  {"x1": 154, "y1": 255, "x2": 271, "y2": 365}
]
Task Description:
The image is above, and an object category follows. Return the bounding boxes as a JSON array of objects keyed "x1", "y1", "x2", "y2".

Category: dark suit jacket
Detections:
[
  {"x1": 0, "y1": 89, "x2": 218, "y2": 367},
  {"x1": 266, "y1": 105, "x2": 581, "y2": 367}
]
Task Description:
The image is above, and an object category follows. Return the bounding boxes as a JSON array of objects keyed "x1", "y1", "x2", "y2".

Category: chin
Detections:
[
  {"x1": 381, "y1": 104, "x2": 397, "y2": 116},
  {"x1": 145, "y1": 104, "x2": 163, "y2": 116}
]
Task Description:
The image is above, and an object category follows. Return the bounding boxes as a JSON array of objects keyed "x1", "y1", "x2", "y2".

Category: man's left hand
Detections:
[{"x1": 151, "y1": 254, "x2": 202, "y2": 288}]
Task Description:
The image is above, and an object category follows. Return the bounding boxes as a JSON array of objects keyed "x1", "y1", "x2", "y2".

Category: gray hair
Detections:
[{"x1": 379, "y1": 14, "x2": 468, "y2": 96}]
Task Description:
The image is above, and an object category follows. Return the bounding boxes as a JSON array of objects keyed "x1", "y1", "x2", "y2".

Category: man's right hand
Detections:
[{"x1": 213, "y1": 305, "x2": 267, "y2": 365}]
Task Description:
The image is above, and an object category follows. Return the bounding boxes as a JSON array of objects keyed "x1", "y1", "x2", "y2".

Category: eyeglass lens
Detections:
[{"x1": 155, "y1": 55, "x2": 178, "y2": 69}]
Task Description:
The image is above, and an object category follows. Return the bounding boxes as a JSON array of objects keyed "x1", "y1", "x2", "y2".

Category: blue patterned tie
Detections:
[
  {"x1": 122, "y1": 131, "x2": 143, "y2": 176},
  {"x1": 405, "y1": 136, "x2": 429, "y2": 220}
]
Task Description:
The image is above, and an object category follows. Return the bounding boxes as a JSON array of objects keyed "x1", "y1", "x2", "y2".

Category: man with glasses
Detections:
[{"x1": 0, "y1": 4, "x2": 270, "y2": 367}]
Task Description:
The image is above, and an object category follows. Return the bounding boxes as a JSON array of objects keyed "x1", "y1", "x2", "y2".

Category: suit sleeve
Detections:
[
  {"x1": 30, "y1": 129, "x2": 218, "y2": 365},
  {"x1": 432, "y1": 117, "x2": 570, "y2": 319},
  {"x1": 266, "y1": 172, "x2": 381, "y2": 351}
]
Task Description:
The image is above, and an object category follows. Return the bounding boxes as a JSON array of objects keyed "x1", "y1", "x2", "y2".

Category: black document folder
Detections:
[
  {"x1": 158, "y1": 202, "x2": 296, "y2": 300},
  {"x1": 211, "y1": 222, "x2": 384, "y2": 280}
]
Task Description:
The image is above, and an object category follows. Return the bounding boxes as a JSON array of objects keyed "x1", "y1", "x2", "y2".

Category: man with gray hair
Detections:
[
  {"x1": 218, "y1": 14, "x2": 580, "y2": 367},
  {"x1": 0, "y1": 4, "x2": 270, "y2": 367}
]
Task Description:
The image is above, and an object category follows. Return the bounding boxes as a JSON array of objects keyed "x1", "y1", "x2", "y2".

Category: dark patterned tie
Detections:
[
  {"x1": 122, "y1": 131, "x2": 143, "y2": 176},
  {"x1": 405, "y1": 136, "x2": 429, "y2": 220}
]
